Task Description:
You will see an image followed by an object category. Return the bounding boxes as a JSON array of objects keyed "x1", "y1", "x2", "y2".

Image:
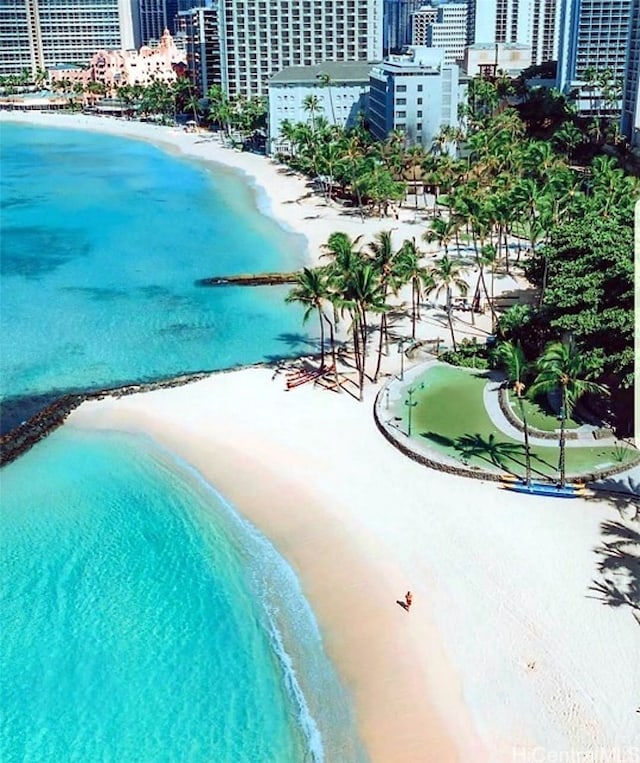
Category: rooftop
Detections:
[{"x1": 270, "y1": 61, "x2": 375, "y2": 85}]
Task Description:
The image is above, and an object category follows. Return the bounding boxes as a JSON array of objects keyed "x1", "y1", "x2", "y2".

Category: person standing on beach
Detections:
[{"x1": 405, "y1": 591, "x2": 413, "y2": 610}]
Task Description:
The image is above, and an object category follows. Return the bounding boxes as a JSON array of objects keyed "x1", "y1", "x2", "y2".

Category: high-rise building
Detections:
[
  {"x1": 383, "y1": 0, "x2": 424, "y2": 54},
  {"x1": 557, "y1": 0, "x2": 634, "y2": 112},
  {"x1": 0, "y1": 0, "x2": 136, "y2": 77},
  {"x1": 467, "y1": 0, "x2": 560, "y2": 65},
  {"x1": 175, "y1": 5, "x2": 220, "y2": 95},
  {"x1": 410, "y1": 5, "x2": 439, "y2": 46},
  {"x1": 529, "y1": 0, "x2": 561, "y2": 66},
  {"x1": 621, "y1": 0, "x2": 640, "y2": 143},
  {"x1": 137, "y1": 0, "x2": 180, "y2": 45},
  {"x1": 219, "y1": 0, "x2": 382, "y2": 98},
  {"x1": 424, "y1": 3, "x2": 468, "y2": 64}
]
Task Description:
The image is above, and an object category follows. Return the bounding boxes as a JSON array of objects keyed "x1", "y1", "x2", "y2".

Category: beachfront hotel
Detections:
[
  {"x1": 0, "y1": 0, "x2": 136, "y2": 78},
  {"x1": 268, "y1": 61, "x2": 372, "y2": 152},
  {"x1": 368, "y1": 46, "x2": 460, "y2": 149},
  {"x1": 218, "y1": 0, "x2": 383, "y2": 98},
  {"x1": 557, "y1": 0, "x2": 634, "y2": 113},
  {"x1": 47, "y1": 29, "x2": 186, "y2": 94}
]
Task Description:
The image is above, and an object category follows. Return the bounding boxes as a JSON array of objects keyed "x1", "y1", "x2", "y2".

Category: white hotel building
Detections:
[
  {"x1": 218, "y1": 0, "x2": 383, "y2": 98},
  {"x1": 368, "y1": 46, "x2": 460, "y2": 150}
]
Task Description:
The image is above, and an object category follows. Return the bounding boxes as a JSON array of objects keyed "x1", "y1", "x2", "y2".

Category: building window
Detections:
[
  {"x1": 396, "y1": 84, "x2": 407, "y2": 92},
  {"x1": 417, "y1": 85, "x2": 423, "y2": 91}
]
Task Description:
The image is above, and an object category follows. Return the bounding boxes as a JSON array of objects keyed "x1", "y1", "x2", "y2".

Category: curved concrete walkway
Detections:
[
  {"x1": 482, "y1": 377, "x2": 618, "y2": 448},
  {"x1": 377, "y1": 358, "x2": 640, "y2": 493}
]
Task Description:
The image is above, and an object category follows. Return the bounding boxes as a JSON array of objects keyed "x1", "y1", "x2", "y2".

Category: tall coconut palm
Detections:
[
  {"x1": 495, "y1": 341, "x2": 533, "y2": 485},
  {"x1": 427, "y1": 255, "x2": 469, "y2": 351},
  {"x1": 368, "y1": 230, "x2": 403, "y2": 380},
  {"x1": 285, "y1": 267, "x2": 332, "y2": 369},
  {"x1": 340, "y1": 264, "x2": 387, "y2": 400},
  {"x1": 397, "y1": 238, "x2": 433, "y2": 339},
  {"x1": 302, "y1": 93, "x2": 322, "y2": 132},
  {"x1": 529, "y1": 340, "x2": 609, "y2": 487}
]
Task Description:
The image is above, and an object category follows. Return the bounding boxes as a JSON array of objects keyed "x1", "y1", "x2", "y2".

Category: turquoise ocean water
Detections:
[
  {"x1": 0, "y1": 124, "x2": 365, "y2": 762},
  {"x1": 0, "y1": 123, "x2": 310, "y2": 431}
]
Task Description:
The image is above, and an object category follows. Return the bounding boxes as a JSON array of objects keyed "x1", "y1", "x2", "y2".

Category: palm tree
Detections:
[
  {"x1": 426, "y1": 255, "x2": 469, "y2": 351},
  {"x1": 529, "y1": 340, "x2": 609, "y2": 487},
  {"x1": 302, "y1": 93, "x2": 322, "y2": 132},
  {"x1": 316, "y1": 72, "x2": 336, "y2": 125},
  {"x1": 340, "y1": 264, "x2": 387, "y2": 400},
  {"x1": 495, "y1": 341, "x2": 533, "y2": 485},
  {"x1": 368, "y1": 230, "x2": 403, "y2": 380},
  {"x1": 397, "y1": 238, "x2": 433, "y2": 339},
  {"x1": 285, "y1": 267, "x2": 331, "y2": 369}
]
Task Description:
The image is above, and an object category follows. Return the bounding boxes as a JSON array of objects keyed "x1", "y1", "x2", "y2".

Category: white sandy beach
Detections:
[{"x1": 5, "y1": 111, "x2": 639, "y2": 762}]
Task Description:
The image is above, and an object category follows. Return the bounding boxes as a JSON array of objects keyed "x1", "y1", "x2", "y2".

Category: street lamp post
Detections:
[
  {"x1": 398, "y1": 337, "x2": 407, "y2": 381},
  {"x1": 404, "y1": 382, "x2": 423, "y2": 437}
]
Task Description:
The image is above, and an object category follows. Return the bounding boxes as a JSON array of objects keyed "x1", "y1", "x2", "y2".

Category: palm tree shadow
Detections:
[
  {"x1": 454, "y1": 433, "x2": 526, "y2": 475},
  {"x1": 588, "y1": 519, "x2": 640, "y2": 625},
  {"x1": 275, "y1": 332, "x2": 320, "y2": 352}
]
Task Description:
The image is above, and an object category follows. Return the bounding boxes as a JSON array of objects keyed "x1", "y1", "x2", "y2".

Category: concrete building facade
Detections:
[
  {"x1": 383, "y1": 0, "x2": 425, "y2": 54},
  {"x1": 218, "y1": 0, "x2": 382, "y2": 99},
  {"x1": 368, "y1": 46, "x2": 459, "y2": 149},
  {"x1": 424, "y1": 3, "x2": 468, "y2": 64},
  {"x1": 0, "y1": 0, "x2": 136, "y2": 77},
  {"x1": 268, "y1": 61, "x2": 372, "y2": 153},
  {"x1": 622, "y1": 0, "x2": 640, "y2": 144},
  {"x1": 557, "y1": 0, "x2": 634, "y2": 112},
  {"x1": 410, "y1": 5, "x2": 438, "y2": 46},
  {"x1": 467, "y1": 0, "x2": 560, "y2": 65},
  {"x1": 48, "y1": 28, "x2": 186, "y2": 94},
  {"x1": 175, "y1": 5, "x2": 220, "y2": 95},
  {"x1": 464, "y1": 41, "x2": 532, "y2": 77}
]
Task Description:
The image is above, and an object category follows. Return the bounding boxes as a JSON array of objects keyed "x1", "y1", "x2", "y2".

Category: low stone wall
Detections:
[
  {"x1": 497, "y1": 386, "x2": 578, "y2": 440},
  {"x1": 0, "y1": 370, "x2": 216, "y2": 467},
  {"x1": 376, "y1": 372, "x2": 640, "y2": 486}
]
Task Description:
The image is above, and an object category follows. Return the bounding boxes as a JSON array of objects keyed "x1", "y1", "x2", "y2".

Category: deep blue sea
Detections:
[{"x1": 0, "y1": 123, "x2": 366, "y2": 763}]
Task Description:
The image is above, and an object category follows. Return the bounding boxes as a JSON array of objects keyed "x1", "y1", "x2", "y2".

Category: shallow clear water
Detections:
[
  {"x1": 0, "y1": 122, "x2": 310, "y2": 431},
  {"x1": 0, "y1": 124, "x2": 365, "y2": 762},
  {"x1": 0, "y1": 428, "x2": 365, "y2": 763}
]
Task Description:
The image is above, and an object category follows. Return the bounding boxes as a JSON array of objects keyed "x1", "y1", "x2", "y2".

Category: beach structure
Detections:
[
  {"x1": 463, "y1": 41, "x2": 532, "y2": 77},
  {"x1": 268, "y1": 61, "x2": 372, "y2": 154},
  {"x1": 368, "y1": 46, "x2": 460, "y2": 149},
  {"x1": 48, "y1": 30, "x2": 186, "y2": 96},
  {"x1": 557, "y1": 0, "x2": 635, "y2": 114},
  {"x1": 0, "y1": 0, "x2": 136, "y2": 78},
  {"x1": 218, "y1": 0, "x2": 383, "y2": 98}
]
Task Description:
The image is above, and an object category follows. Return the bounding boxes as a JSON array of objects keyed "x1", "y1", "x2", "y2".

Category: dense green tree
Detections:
[{"x1": 530, "y1": 340, "x2": 608, "y2": 486}]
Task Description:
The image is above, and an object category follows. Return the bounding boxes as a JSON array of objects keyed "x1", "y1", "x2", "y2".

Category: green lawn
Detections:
[
  {"x1": 392, "y1": 365, "x2": 628, "y2": 479},
  {"x1": 506, "y1": 389, "x2": 581, "y2": 431}
]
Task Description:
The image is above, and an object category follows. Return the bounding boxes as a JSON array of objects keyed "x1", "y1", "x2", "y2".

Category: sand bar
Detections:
[{"x1": 6, "y1": 111, "x2": 640, "y2": 761}]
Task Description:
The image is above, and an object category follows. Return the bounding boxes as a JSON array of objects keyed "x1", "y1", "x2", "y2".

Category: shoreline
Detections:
[
  {"x1": 0, "y1": 110, "x2": 437, "y2": 269},
  {"x1": 5, "y1": 111, "x2": 639, "y2": 761}
]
